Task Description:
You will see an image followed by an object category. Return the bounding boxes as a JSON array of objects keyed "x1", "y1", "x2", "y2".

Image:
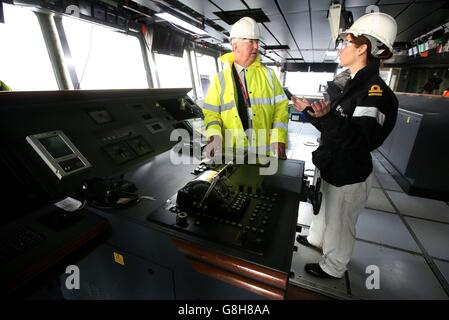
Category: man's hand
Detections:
[
  {"x1": 205, "y1": 135, "x2": 222, "y2": 158},
  {"x1": 271, "y1": 142, "x2": 287, "y2": 160}
]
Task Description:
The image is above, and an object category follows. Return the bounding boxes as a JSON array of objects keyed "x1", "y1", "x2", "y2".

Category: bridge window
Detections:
[
  {"x1": 195, "y1": 53, "x2": 218, "y2": 99},
  {"x1": 285, "y1": 72, "x2": 334, "y2": 97},
  {"x1": 154, "y1": 51, "x2": 193, "y2": 96},
  {"x1": 0, "y1": 4, "x2": 58, "y2": 91},
  {"x1": 62, "y1": 16, "x2": 148, "y2": 89}
]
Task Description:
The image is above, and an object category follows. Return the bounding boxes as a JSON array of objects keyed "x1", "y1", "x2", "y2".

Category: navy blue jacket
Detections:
[{"x1": 307, "y1": 62, "x2": 398, "y2": 187}]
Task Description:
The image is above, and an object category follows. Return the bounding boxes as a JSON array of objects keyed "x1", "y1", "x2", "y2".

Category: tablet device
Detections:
[{"x1": 283, "y1": 87, "x2": 293, "y2": 100}]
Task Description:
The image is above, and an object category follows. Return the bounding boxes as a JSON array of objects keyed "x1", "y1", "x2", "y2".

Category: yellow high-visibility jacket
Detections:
[
  {"x1": 0, "y1": 80, "x2": 12, "y2": 91},
  {"x1": 203, "y1": 53, "x2": 288, "y2": 151}
]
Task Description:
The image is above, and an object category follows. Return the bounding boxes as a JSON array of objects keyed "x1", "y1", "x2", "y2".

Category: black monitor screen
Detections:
[
  {"x1": 39, "y1": 135, "x2": 73, "y2": 159},
  {"x1": 151, "y1": 24, "x2": 185, "y2": 57},
  {"x1": 151, "y1": 24, "x2": 171, "y2": 55},
  {"x1": 169, "y1": 32, "x2": 186, "y2": 57}
]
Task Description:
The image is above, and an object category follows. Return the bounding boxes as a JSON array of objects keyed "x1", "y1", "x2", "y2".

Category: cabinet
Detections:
[{"x1": 379, "y1": 93, "x2": 449, "y2": 200}]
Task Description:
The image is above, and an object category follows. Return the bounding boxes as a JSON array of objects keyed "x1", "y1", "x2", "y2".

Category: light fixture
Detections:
[
  {"x1": 324, "y1": 50, "x2": 339, "y2": 61},
  {"x1": 155, "y1": 12, "x2": 208, "y2": 35},
  {"x1": 221, "y1": 43, "x2": 232, "y2": 51}
]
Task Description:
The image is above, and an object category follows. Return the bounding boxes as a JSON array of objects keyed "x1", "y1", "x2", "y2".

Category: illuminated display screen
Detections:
[{"x1": 39, "y1": 135, "x2": 73, "y2": 159}]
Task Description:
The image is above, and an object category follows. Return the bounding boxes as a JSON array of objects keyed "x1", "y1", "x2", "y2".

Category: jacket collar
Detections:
[
  {"x1": 330, "y1": 61, "x2": 380, "y2": 109},
  {"x1": 343, "y1": 60, "x2": 380, "y2": 94},
  {"x1": 219, "y1": 52, "x2": 262, "y2": 69},
  {"x1": 352, "y1": 60, "x2": 380, "y2": 83}
]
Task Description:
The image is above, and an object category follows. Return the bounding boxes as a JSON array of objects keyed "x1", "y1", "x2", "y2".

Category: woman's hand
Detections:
[
  {"x1": 291, "y1": 95, "x2": 310, "y2": 112},
  {"x1": 292, "y1": 96, "x2": 331, "y2": 118},
  {"x1": 309, "y1": 100, "x2": 331, "y2": 118}
]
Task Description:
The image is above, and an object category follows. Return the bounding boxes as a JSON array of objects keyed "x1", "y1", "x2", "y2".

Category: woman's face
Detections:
[{"x1": 338, "y1": 34, "x2": 357, "y2": 67}]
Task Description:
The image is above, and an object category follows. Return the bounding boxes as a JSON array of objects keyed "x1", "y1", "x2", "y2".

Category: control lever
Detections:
[
  {"x1": 198, "y1": 174, "x2": 219, "y2": 209},
  {"x1": 198, "y1": 161, "x2": 233, "y2": 209}
]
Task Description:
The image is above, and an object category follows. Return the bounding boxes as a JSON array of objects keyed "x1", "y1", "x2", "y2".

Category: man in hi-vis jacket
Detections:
[{"x1": 203, "y1": 17, "x2": 288, "y2": 159}]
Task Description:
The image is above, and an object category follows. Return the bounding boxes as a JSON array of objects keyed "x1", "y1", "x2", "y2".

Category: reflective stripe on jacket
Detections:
[{"x1": 203, "y1": 52, "x2": 288, "y2": 149}]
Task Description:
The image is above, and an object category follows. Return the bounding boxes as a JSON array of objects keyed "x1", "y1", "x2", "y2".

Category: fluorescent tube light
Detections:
[
  {"x1": 325, "y1": 50, "x2": 338, "y2": 58},
  {"x1": 155, "y1": 12, "x2": 208, "y2": 35},
  {"x1": 324, "y1": 50, "x2": 339, "y2": 61}
]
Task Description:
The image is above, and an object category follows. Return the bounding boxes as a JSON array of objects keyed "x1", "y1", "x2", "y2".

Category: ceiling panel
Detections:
[
  {"x1": 313, "y1": 51, "x2": 327, "y2": 63},
  {"x1": 377, "y1": 4, "x2": 410, "y2": 18},
  {"x1": 259, "y1": 26, "x2": 280, "y2": 46},
  {"x1": 207, "y1": 0, "x2": 247, "y2": 11},
  {"x1": 379, "y1": 0, "x2": 438, "y2": 4},
  {"x1": 298, "y1": 50, "x2": 314, "y2": 62},
  {"x1": 277, "y1": 0, "x2": 309, "y2": 14},
  {"x1": 310, "y1": 0, "x2": 335, "y2": 11},
  {"x1": 345, "y1": 0, "x2": 379, "y2": 7},
  {"x1": 262, "y1": 51, "x2": 281, "y2": 62},
  {"x1": 346, "y1": 3, "x2": 409, "y2": 19},
  {"x1": 244, "y1": 0, "x2": 282, "y2": 17},
  {"x1": 170, "y1": 0, "x2": 449, "y2": 63},
  {"x1": 202, "y1": 0, "x2": 247, "y2": 24},
  {"x1": 259, "y1": 15, "x2": 290, "y2": 45},
  {"x1": 311, "y1": 11, "x2": 333, "y2": 50},
  {"x1": 176, "y1": 0, "x2": 205, "y2": 15},
  {"x1": 272, "y1": 50, "x2": 289, "y2": 60},
  {"x1": 175, "y1": 0, "x2": 240, "y2": 32},
  {"x1": 395, "y1": 2, "x2": 447, "y2": 37},
  {"x1": 284, "y1": 11, "x2": 312, "y2": 51},
  {"x1": 397, "y1": 8, "x2": 449, "y2": 41}
]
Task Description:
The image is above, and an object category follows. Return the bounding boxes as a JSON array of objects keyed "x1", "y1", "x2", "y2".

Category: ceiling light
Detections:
[
  {"x1": 221, "y1": 43, "x2": 232, "y2": 51},
  {"x1": 324, "y1": 50, "x2": 339, "y2": 61},
  {"x1": 155, "y1": 12, "x2": 208, "y2": 35},
  {"x1": 325, "y1": 50, "x2": 338, "y2": 57}
]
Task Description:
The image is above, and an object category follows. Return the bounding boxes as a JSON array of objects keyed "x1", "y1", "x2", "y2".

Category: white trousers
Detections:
[{"x1": 307, "y1": 174, "x2": 372, "y2": 278}]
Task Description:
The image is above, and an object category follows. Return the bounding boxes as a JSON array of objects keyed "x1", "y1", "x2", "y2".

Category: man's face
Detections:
[{"x1": 232, "y1": 38, "x2": 259, "y2": 67}]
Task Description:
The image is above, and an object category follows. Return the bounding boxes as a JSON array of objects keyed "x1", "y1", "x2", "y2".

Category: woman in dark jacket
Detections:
[{"x1": 292, "y1": 12, "x2": 398, "y2": 279}]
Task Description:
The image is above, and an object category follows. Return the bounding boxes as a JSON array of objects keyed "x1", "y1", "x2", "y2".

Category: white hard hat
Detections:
[
  {"x1": 229, "y1": 17, "x2": 262, "y2": 41},
  {"x1": 340, "y1": 12, "x2": 397, "y2": 56}
]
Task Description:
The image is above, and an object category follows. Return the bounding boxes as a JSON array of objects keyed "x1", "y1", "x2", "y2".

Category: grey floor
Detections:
[{"x1": 287, "y1": 120, "x2": 449, "y2": 300}]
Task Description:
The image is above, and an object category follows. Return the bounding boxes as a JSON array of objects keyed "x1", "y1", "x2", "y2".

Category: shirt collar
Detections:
[{"x1": 234, "y1": 62, "x2": 245, "y2": 74}]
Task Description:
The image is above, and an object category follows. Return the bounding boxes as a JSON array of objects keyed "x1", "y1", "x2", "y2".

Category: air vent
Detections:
[
  {"x1": 262, "y1": 45, "x2": 290, "y2": 50},
  {"x1": 285, "y1": 58, "x2": 304, "y2": 61},
  {"x1": 214, "y1": 9, "x2": 270, "y2": 25}
]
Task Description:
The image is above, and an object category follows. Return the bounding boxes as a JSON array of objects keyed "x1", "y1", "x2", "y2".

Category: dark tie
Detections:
[{"x1": 232, "y1": 65, "x2": 249, "y2": 131}]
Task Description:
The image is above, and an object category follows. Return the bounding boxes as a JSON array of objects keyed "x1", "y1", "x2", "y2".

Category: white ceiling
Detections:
[{"x1": 170, "y1": 0, "x2": 449, "y2": 63}]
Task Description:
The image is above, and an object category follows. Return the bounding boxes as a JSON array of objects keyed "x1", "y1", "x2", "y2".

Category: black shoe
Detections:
[
  {"x1": 296, "y1": 235, "x2": 321, "y2": 252},
  {"x1": 304, "y1": 263, "x2": 340, "y2": 279},
  {"x1": 296, "y1": 235, "x2": 311, "y2": 246}
]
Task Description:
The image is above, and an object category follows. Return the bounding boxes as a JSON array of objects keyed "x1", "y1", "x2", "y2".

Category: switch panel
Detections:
[
  {"x1": 127, "y1": 136, "x2": 154, "y2": 156},
  {"x1": 103, "y1": 142, "x2": 137, "y2": 164}
]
